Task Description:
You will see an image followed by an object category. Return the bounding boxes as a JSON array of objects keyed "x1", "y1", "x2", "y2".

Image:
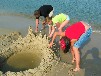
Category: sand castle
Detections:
[{"x1": 0, "y1": 26, "x2": 74, "y2": 76}]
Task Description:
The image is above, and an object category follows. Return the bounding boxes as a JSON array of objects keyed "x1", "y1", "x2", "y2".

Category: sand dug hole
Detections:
[{"x1": 0, "y1": 26, "x2": 59, "y2": 76}]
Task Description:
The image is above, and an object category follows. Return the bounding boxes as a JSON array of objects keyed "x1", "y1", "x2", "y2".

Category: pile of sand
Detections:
[
  {"x1": 0, "y1": 26, "x2": 75, "y2": 76},
  {"x1": 0, "y1": 22, "x2": 101, "y2": 76}
]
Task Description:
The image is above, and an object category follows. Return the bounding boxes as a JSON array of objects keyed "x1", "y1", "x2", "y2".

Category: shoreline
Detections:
[{"x1": 0, "y1": 14, "x2": 101, "y2": 76}]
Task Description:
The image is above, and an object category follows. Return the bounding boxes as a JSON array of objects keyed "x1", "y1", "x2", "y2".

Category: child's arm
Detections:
[
  {"x1": 70, "y1": 39, "x2": 77, "y2": 47},
  {"x1": 49, "y1": 31, "x2": 65, "y2": 48},
  {"x1": 58, "y1": 15, "x2": 70, "y2": 32},
  {"x1": 58, "y1": 20, "x2": 69, "y2": 32},
  {"x1": 48, "y1": 25, "x2": 52, "y2": 35},
  {"x1": 49, "y1": 32, "x2": 60, "y2": 48},
  {"x1": 35, "y1": 19, "x2": 39, "y2": 32},
  {"x1": 48, "y1": 26, "x2": 55, "y2": 38}
]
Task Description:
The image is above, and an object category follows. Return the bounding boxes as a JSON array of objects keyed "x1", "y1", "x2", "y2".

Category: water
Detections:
[
  {"x1": 1, "y1": 51, "x2": 41, "y2": 73},
  {"x1": 0, "y1": 0, "x2": 101, "y2": 35},
  {"x1": 0, "y1": 0, "x2": 101, "y2": 24},
  {"x1": 0, "y1": 15, "x2": 35, "y2": 36}
]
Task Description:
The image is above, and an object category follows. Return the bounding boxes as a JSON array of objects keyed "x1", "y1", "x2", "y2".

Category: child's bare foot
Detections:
[{"x1": 73, "y1": 68, "x2": 80, "y2": 72}]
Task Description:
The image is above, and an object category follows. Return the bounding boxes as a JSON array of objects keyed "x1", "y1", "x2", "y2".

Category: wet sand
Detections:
[
  {"x1": 57, "y1": 32, "x2": 101, "y2": 76},
  {"x1": 0, "y1": 14, "x2": 101, "y2": 76}
]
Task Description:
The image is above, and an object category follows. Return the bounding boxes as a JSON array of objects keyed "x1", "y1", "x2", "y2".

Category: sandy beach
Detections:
[
  {"x1": 58, "y1": 32, "x2": 101, "y2": 76},
  {"x1": 0, "y1": 0, "x2": 101, "y2": 75},
  {"x1": 0, "y1": 14, "x2": 101, "y2": 76}
]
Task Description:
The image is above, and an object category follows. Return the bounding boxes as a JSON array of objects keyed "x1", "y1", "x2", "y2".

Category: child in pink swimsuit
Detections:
[{"x1": 49, "y1": 21, "x2": 92, "y2": 72}]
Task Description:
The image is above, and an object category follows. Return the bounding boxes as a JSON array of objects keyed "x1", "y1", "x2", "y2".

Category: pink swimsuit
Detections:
[{"x1": 65, "y1": 22, "x2": 85, "y2": 40}]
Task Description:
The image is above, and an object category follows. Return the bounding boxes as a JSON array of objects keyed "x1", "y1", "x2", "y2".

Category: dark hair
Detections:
[
  {"x1": 60, "y1": 36, "x2": 70, "y2": 53},
  {"x1": 34, "y1": 10, "x2": 40, "y2": 17}
]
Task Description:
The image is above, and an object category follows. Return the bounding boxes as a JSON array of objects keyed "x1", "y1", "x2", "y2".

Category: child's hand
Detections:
[
  {"x1": 48, "y1": 42, "x2": 53, "y2": 48},
  {"x1": 42, "y1": 21, "x2": 46, "y2": 26},
  {"x1": 48, "y1": 34, "x2": 52, "y2": 38},
  {"x1": 48, "y1": 35, "x2": 51, "y2": 38},
  {"x1": 58, "y1": 27, "x2": 62, "y2": 32},
  {"x1": 35, "y1": 28, "x2": 38, "y2": 33},
  {"x1": 58, "y1": 27, "x2": 61, "y2": 31}
]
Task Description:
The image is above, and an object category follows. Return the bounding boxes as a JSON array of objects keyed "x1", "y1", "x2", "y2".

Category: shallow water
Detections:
[
  {"x1": 0, "y1": 15, "x2": 35, "y2": 36},
  {"x1": 1, "y1": 51, "x2": 41, "y2": 72},
  {"x1": 0, "y1": 14, "x2": 49, "y2": 37}
]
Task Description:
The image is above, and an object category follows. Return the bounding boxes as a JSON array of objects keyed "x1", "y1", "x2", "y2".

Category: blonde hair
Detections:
[
  {"x1": 42, "y1": 17, "x2": 53, "y2": 26},
  {"x1": 45, "y1": 17, "x2": 52, "y2": 22}
]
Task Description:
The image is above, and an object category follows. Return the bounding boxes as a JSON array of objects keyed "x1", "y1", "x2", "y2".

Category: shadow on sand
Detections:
[{"x1": 81, "y1": 47, "x2": 101, "y2": 76}]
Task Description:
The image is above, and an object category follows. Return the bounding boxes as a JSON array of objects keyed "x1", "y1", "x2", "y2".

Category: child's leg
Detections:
[
  {"x1": 73, "y1": 27, "x2": 92, "y2": 71},
  {"x1": 70, "y1": 47, "x2": 76, "y2": 63},
  {"x1": 58, "y1": 15, "x2": 70, "y2": 32},
  {"x1": 73, "y1": 47, "x2": 80, "y2": 71},
  {"x1": 58, "y1": 20, "x2": 69, "y2": 32}
]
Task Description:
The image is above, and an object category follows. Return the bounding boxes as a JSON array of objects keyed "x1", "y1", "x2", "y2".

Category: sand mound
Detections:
[{"x1": 0, "y1": 26, "x2": 74, "y2": 76}]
